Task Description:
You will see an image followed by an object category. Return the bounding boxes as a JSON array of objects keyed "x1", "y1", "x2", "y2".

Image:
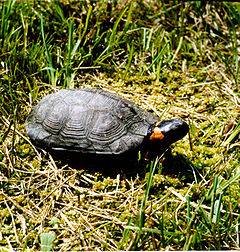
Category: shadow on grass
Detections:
[
  {"x1": 50, "y1": 149, "x2": 143, "y2": 178},
  {"x1": 49, "y1": 148, "x2": 198, "y2": 182},
  {"x1": 162, "y1": 149, "x2": 200, "y2": 183}
]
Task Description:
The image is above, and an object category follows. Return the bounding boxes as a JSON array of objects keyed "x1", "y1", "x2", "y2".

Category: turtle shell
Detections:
[{"x1": 25, "y1": 89, "x2": 159, "y2": 154}]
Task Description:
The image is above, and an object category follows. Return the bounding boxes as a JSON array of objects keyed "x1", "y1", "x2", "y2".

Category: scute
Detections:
[
  {"x1": 60, "y1": 105, "x2": 91, "y2": 140},
  {"x1": 42, "y1": 101, "x2": 68, "y2": 134},
  {"x1": 25, "y1": 88, "x2": 159, "y2": 154},
  {"x1": 61, "y1": 89, "x2": 95, "y2": 106},
  {"x1": 109, "y1": 134, "x2": 144, "y2": 154},
  {"x1": 88, "y1": 111, "x2": 127, "y2": 143},
  {"x1": 88, "y1": 92, "x2": 118, "y2": 110},
  {"x1": 113, "y1": 102, "x2": 145, "y2": 132}
]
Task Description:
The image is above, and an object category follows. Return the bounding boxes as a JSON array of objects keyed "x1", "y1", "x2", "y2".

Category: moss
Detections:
[
  {"x1": 93, "y1": 177, "x2": 117, "y2": 191},
  {"x1": 16, "y1": 143, "x2": 32, "y2": 158}
]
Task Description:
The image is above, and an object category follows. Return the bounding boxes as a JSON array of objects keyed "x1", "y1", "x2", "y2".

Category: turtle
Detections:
[{"x1": 25, "y1": 88, "x2": 189, "y2": 158}]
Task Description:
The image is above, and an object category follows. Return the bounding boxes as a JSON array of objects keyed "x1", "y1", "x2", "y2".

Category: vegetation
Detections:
[{"x1": 0, "y1": 0, "x2": 239, "y2": 250}]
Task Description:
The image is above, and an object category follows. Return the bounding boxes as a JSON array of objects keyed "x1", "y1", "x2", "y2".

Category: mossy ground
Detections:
[{"x1": 0, "y1": 1, "x2": 239, "y2": 251}]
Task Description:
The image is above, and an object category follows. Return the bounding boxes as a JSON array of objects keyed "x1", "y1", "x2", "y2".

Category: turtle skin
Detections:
[{"x1": 25, "y1": 89, "x2": 160, "y2": 155}]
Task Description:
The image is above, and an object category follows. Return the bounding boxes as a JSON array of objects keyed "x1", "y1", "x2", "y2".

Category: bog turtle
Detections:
[{"x1": 25, "y1": 89, "x2": 189, "y2": 157}]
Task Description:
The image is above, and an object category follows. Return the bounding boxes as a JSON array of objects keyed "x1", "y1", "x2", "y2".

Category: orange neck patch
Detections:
[{"x1": 149, "y1": 127, "x2": 164, "y2": 141}]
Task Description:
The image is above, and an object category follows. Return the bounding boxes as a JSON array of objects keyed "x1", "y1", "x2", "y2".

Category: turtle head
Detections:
[{"x1": 149, "y1": 118, "x2": 189, "y2": 151}]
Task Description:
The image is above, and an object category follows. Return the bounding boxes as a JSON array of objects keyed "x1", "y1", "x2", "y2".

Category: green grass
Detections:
[{"x1": 0, "y1": 1, "x2": 239, "y2": 250}]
